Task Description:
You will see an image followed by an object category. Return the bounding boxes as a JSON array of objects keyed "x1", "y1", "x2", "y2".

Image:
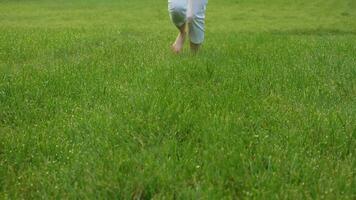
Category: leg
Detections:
[
  {"x1": 187, "y1": 0, "x2": 208, "y2": 52},
  {"x1": 172, "y1": 23, "x2": 187, "y2": 53},
  {"x1": 168, "y1": 0, "x2": 188, "y2": 53}
]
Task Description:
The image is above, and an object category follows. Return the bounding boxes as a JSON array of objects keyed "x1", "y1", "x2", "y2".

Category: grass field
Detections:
[{"x1": 1, "y1": 0, "x2": 356, "y2": 199}]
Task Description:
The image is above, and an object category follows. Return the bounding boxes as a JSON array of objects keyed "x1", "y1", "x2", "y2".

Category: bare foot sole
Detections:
[{"x1": 171, "y1": 32, "x2": 186, "y2": 54}]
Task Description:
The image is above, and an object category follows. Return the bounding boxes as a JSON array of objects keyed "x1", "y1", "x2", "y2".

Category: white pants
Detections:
[{"x1": 168, "y1": 0, "x2": 208, "y2": 44}]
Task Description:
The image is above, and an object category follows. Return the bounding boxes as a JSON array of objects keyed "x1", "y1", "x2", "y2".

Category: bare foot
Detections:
[
  {"x1": 171, "y1": 32, "x2": 186, "y2": 54},
  {"x1": 190, "y1": 42, "x2": 201, "y2": 54}
]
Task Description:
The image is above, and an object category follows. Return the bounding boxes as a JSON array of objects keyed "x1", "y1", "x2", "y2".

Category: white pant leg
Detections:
[
  {"x1": 168, "y1": 0, "x2": 208, "y2": 44},
  {"x1": 168, "y1": 0, "x2": 187, "y2": 28},
  {"x1": 188, "y1": 0, "x2": 208, "y2": 44}
]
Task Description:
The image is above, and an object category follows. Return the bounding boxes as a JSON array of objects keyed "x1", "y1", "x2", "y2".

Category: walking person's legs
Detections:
[
  {"x1": 187, "y1": 0, "x2": 208, "y2": 53},
  {"x1": 168, "y1": 0, "x2": 188, "y2": 53},
  {"x1": 168, "y1": 0, "x2": 208, "y2": 53}
]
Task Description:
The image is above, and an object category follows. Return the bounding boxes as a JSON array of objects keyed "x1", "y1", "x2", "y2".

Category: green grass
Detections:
[{"x1": 1, "y1": 0, "x2": 356, "y2": 199}]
